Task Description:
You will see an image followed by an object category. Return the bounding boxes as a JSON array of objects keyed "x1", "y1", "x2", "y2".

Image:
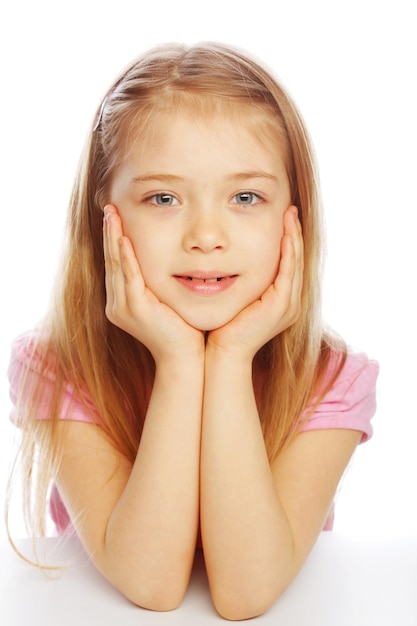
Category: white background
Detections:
[{"x1": 1, "y1": 0, "x2": 416, "y2": 539}]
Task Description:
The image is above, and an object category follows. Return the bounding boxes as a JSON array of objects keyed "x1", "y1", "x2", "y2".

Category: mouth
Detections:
[
  {"x1": 182, "y1": 276, "x2": 228, "y2": 283},
  {"x1": 174, "y1": 271, "x2": 237, "y2": 282},
  {"x1": 173, "y1": 273, "x2": 238, "y2": 294}
]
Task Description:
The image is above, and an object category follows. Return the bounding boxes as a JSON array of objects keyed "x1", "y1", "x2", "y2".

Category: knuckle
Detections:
[
  {"x1": 105, "y1": 302, "x2": 116, "y2": 324},
  {"x1": 110, "y1": 258, "x2": 120, "y2": 274}
]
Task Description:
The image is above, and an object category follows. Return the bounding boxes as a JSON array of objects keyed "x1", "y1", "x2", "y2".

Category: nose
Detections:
[{"x1": 182, "y1": 208, "x2": 228, "y2": 253}]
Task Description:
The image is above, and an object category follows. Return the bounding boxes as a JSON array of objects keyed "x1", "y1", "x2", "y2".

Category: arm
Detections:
[
  {"x1": 55, "y1": 353, "x2": 203, "y2": 610},
  {"x1": 52, "y1": 206, "x2": 205, "y2": 610},
  {"x1": 200, "y1": 206, "x2": 360, "y2": 619},
  {"x1": 201, "y1": 349, "x2": 360, "y2": 620}
]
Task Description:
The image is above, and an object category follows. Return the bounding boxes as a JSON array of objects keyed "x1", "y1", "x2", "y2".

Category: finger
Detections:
[
  {"x1": 103, "y1": 207, "x2": 115, "y2": 315},
  {"x1": 283, "y1": 206, "x2": 304, "y2": 295},
  {"x1": 118, "y1": 234, "x2": 146, "y2": 294},
  {"x1": 105, "y1": 206, "x2": 123, "y2": 273},
  {"x1": 285, "y1": 206, "x2": 303, "y2": 264},
  {"x1": 104, "y1": 205, "x2": 128, "y2": 314},
  {"x1": 269, "y1": 209, "x2": 303, "y2": 322},
  {"x1": 273, "y1": 233, "x2": 296, "y2": 303},
  {"x1": 279, "y1": 232, "x2": 297, "y2": 280},
  {"x1": 106, "y1": 210, "x2": 148, "y2": 319}
]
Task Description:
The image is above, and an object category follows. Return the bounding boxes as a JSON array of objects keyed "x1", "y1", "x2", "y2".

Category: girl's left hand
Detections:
[{"x1": 206, "y1": 206, "x2": 303, "y2": 360}]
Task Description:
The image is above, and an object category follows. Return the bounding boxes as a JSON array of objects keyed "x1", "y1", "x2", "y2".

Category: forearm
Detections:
[
  {"x1": 103, "y1": 355, "x2": 204, "y2": 609},
  {"x1": 200, "y1": 348, "x2": 294, "y2": 619}
]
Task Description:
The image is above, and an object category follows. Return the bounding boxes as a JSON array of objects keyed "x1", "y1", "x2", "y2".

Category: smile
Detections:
[
  {"x1": 174, "y1": 274, "x2": 238, "y2": 295},
  {"x1": 186, "y1": 276, "x2": 224, "y2": 283}
]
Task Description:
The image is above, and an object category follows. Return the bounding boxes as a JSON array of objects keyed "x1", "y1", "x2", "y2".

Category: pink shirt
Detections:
[{"x1": 8, "y1": 333, "x2": 379, "y2": 534}]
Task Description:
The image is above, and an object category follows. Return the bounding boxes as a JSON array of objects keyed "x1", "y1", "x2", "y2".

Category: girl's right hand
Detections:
[{"x1": 103, "y1": 205, "x2": 205, "y2": 362}]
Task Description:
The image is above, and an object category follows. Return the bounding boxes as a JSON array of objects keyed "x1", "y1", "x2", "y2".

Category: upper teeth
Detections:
[{"x1": 188, "y1": 277, "x2": 222, "y2": 282}]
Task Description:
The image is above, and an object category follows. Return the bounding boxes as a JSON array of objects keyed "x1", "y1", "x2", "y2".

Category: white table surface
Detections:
[{"x1": 1, "y1": 533, "x2": 416, "y2": 625}]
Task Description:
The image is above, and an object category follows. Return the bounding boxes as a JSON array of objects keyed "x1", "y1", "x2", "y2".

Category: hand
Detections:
[
  {"x1": 103, "y1": 205, "x2": 205, "y2": 362},
  {"x1": 206, "y1": 206, "x2": 304, "y2": 360}
]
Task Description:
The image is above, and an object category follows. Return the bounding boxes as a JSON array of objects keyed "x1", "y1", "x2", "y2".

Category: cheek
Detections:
[
  {"x1": 265, "y1": 248, "x2": 282, "y2": 284},
  {"x1": 131, "y1": 240, "x2": 157, "y2": 279},
  {"x1": 122, "y1": 219, "x2": 156, "y2": 272},
  {"x1": 125, "y1": 224, "x2": 173, "y2": 292},
  {"x1": 255, "y1": 229, "x2": 283, "y2": 284}
]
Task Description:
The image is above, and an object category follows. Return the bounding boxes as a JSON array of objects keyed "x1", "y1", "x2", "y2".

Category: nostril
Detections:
[{"x1": 183, "y1": 218, "x2": 228, "y2": 253}]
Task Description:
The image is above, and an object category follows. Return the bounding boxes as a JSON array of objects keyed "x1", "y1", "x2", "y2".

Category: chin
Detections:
[
  {"x1": 171, "y1": 301, "x2": 248, "y2": 333},
  {"x1": 180, "y1": 312, "x2": 235, "y2": 332},
  {"x1": 189, "y1": 321, "x2": 225, "y2": 332}
]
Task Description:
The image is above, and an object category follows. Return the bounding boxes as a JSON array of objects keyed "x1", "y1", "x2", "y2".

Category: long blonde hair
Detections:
[{"x1": 7, "y1": 42, "x2": 345, "y2": 539}]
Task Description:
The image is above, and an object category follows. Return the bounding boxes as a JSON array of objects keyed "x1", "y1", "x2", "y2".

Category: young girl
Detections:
[{"x1": 7, "y1": 42, "x2": 378, "y2": 620}]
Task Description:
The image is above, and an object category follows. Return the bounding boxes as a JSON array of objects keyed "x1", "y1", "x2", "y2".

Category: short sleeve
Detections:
[
  {"x1": 8, "y1": 332, "x2": 100, "y2": 427},
  {"x1": 299, "y1": 351, "x2": 379, "y2": 443}
]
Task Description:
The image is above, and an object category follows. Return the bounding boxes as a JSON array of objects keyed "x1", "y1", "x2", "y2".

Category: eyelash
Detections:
[
  {"x1": 145, "y1": 191, "x2": 263, "y2": 207},
  {"x1": 231, "y1": 192, "x2": 262, "y2": 206},
  {"x1": 147, "y1": 193, "x2": 179, "y2": 206}
]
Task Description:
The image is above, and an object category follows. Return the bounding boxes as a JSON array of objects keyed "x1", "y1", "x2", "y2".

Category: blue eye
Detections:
[
  {"x1": 232, "y1": 192, "x2": 261, "y2": 206},
  {"x1": 150, "y1": 193, "x2": 179, "y2": 206}
]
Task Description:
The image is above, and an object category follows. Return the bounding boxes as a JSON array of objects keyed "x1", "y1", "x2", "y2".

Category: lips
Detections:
[
  {"x1": 174, "y1": 273, "x2": 238, "y2": 295},
  {"x1": 184, "y1": 276, "x2": 225, "y2": 283}
]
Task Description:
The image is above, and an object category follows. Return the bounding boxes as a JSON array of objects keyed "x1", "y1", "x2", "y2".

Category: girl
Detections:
[{"x1": 7, "y1": 42, "x2": 378, "y2": 620}]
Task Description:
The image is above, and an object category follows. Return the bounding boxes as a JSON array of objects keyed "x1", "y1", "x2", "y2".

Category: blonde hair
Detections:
[{"x1": 7, "y1": 42, "x2": 345, "y2": 540}]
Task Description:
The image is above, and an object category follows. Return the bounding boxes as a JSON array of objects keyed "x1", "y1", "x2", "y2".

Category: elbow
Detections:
[
  {"x1": 130, "y1": 594, "x2": 184, "y2": 613},
  {"x1": 213, "y1": 599, "x2": 272, "y2": 622},
  {"x1": 122, "y1": 580, "x2": 188, "y2": 613},
  {"x1": 211, "y1": 586, "x2": 281, "y2": 621},
  {"x1": 101, "y1": 558, "x2": 191, "y2": 612},
  {"x1": 97, "y1": 544, "x2": 193, "y2": 612},
  {"x1": 209, "y1": 568, "x2": 294, "y2": 621}
]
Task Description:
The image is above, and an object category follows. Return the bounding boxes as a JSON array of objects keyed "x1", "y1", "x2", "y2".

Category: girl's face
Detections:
[{"x1": 109, "y1": 107, "x2": 292, "y2": 331}]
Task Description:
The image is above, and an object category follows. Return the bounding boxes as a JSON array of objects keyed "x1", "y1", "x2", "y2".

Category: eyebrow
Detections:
[
  {"x1": 130, "y1": 174, "x2": 183, "y2": 185},
  {"x1": 227, "y1": 171, "x2": 279, "y2": 183},
  {"x1": 129, "y1": 171, "x2": 280, "y2": 186}
]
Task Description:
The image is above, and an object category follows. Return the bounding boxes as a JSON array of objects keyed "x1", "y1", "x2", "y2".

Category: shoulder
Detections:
[
  {"x1": 8, "y1": 331, "x2": 100, "y2": 426},
  {"x1": 10, "y1": 330, "x2": 40, "y2": 367},
  {"x1": 8, "y1": 330, "x2": 51, "y2": 396},
  {"x1": 328, "y1": 350, "x2": 379, "y2": 396},
  {"x1": 300, "y1": 350, "x2": 379, "y2": 443}
]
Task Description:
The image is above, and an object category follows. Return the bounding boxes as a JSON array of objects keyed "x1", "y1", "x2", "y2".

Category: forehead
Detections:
[{"x1": 121, "y1": 99, "x2": 289, "y2": 170}]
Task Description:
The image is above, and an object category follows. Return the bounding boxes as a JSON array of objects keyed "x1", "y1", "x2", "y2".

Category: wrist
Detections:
[
  {"x1": 205, "y1": 337, "x2": 256, "y2": 365},
  {"x1": 205, "y1": 341, "x2": 254, "y2": 373},
  {"x1": 154, "y1": 350, "x2": 205, "y2": 377},
  {"x1": 151, "y1": 334, "x2": 205, "y2": 367}
]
